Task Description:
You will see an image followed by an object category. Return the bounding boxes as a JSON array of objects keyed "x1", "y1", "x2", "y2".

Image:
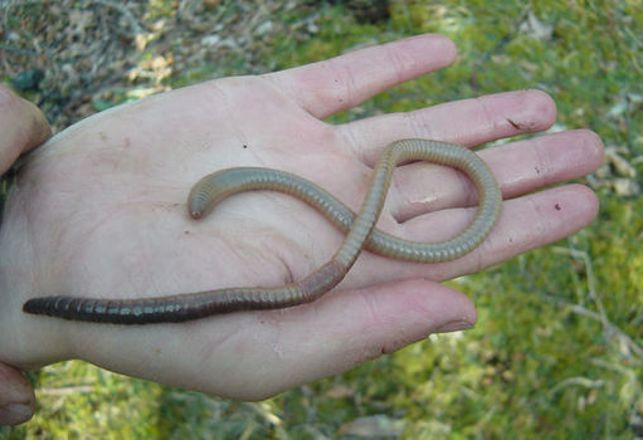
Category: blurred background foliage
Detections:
[{"x1": 1, "y1": 0, "x2": 641, "y2": 439}]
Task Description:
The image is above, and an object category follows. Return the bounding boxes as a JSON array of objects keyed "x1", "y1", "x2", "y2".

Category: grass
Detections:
[{"x1": 2, "y1": 0, "x2": 641, "y2": 439}]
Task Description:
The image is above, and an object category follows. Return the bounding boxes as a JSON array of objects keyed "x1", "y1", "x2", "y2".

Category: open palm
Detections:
[{"x1": 0, "y1": 35, "x2": 602, "y2": 400}]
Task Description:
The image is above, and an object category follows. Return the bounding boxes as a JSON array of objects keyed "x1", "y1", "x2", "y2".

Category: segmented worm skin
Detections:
[{"x1": 23, "y1": 139, "x2": 502, "y2": 324}]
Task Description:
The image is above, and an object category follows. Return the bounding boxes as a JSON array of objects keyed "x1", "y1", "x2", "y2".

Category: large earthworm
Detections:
[{"x1": 23, "y1": 139, "x2": 502, "y2": 324}]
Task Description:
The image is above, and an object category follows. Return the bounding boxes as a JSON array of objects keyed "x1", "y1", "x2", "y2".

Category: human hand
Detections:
[
  {"x1": 0, "y1": 84, "x2": 51, "y2": 425},
  {"x1": 0, "y1": 35, "x2": 602, "y2": 405}
]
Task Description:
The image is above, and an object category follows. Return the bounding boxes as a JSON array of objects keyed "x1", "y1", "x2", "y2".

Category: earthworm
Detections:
[{"x1": 23, "y1": 139, "x2": 502, "y2": 324}]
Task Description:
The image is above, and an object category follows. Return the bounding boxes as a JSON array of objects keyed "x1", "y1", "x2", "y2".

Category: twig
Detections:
[
  {"x1": 551, "y1": 246, "x2": 614, "y2": 339},
  {"x1": 0, "y1": 44, "x2": 39, "y2": 56},
  {"x1": 538, "y1": 291, "x2": 643, "y2": 360},
  {"x1": 37, "y1": 385, "x2": 95, "y2": 396},
  {"x1": 549, "y1": 377, "x2": 605, "y2": 396},
  {"x1": 545, "y1": 242, "x2": 640, "y2": 360}
]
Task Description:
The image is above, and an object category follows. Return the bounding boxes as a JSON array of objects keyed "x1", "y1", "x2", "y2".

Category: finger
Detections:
[
  {"x1": 389, "y1": 129, "x2": 603, "y2": 222},
  {"x1": 267, "y1": 34, "x2": 457, "y2": 118},
  {"x1": 0, "y1": 84, "x2": 51, "y2": 174},
  {"x1": 339, "y1": 89, "x2": 556, "y2": 165},
  {"x1": 346, "y1": 184, "x2": 599, "y2": 286},
  {"x1": 0, "y1": 363, "x2": 35, "y2": 426}
]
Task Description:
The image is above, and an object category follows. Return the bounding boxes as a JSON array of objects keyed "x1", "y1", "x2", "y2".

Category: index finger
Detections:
[{"x1": 266, "y1": 34, "x2": 457, "y2": 119}]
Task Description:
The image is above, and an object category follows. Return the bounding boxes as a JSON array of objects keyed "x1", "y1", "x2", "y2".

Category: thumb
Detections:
[
  {"x1": 0, "y1": 362, "x2": 35, "y2": 425},
  {"x1": 0, "y1": 84, "x2": 51, "y2": 175}
]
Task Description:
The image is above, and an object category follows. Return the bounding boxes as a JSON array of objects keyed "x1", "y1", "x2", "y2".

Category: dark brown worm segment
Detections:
[{"x1": 23, "y1": 139, "x2": 502, "y2": 324}]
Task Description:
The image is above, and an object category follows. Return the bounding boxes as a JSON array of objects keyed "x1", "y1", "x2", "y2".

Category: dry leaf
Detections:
[{"x1": 519, "y1": 11, "x2": 553, "y2": 41}]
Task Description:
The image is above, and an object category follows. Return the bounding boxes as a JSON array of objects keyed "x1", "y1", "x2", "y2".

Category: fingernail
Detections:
[
  {"x1": 434, "y1": 319, "x2": 474, "y2": 334},
  {"x1": 0, "y1": 403, "x2": 33, "y2": 426}
]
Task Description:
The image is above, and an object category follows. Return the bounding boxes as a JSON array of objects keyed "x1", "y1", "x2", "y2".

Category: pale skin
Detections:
[{"x1": 0, "y1": 34, "x2": 603, "y2": 425}]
